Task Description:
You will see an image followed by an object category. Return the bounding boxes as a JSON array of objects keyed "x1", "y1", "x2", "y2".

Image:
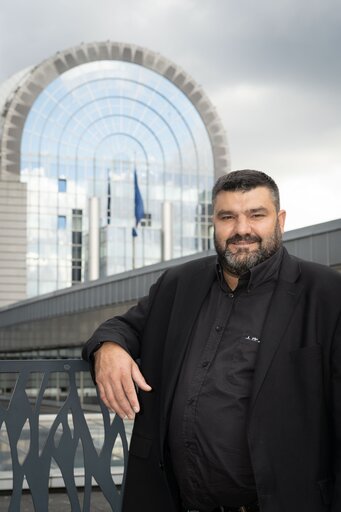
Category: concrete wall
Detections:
[
  {"x1": 0, "y1": 301, "x2": 136, "y2": 352},
  {"x1": 283, "y1": 219, "x2": 341, "y2": 269}
]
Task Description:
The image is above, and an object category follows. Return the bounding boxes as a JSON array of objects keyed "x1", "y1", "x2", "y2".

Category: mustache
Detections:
[{"x1": 225, "y1": 234, "x2": 261, "y2": 245}]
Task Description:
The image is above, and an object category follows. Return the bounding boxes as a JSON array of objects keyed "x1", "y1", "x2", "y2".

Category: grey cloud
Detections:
[
  {"x1": 1, "y1": 0, "x2": 340, "y2": 96},
  {"x1": 169, "y1": 0, "x2": 341, "y2": 93}
]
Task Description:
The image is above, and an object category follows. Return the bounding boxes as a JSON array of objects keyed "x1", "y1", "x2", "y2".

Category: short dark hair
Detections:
[{"x1": 212, "y1": 169, "x2": 280, "y2": 212}]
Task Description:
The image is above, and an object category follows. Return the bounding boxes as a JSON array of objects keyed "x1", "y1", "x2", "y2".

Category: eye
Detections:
[{"x1": 251, "y1": 213, "x2": 265, "y2": 219}]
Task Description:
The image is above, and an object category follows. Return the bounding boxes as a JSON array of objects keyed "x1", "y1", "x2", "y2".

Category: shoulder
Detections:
[
  {"x1": 298, "y1": 257, "x2": 340, "y2": 282},
  {"x1": 163, "y1": 254, "x2": 217, "y2": 280},
  {"x1": 146, "y1": 254, "x2": 216, "y2": 307},
  {"x1": 152, "y1": 254, "x2": 216, "y2": 293},
  {"x1": 285, "y1": 250, "x2": 341, "y2": 292}
]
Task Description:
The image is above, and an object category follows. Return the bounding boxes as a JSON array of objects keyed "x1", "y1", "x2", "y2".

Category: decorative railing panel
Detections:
[{"x1": 0, "y1": 360, "x2": 128, "y2": 511}]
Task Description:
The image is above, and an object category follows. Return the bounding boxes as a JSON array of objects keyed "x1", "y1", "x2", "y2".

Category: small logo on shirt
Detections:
[{"x1": 244, "y1": 335, "x2": 261, "y2": 343}]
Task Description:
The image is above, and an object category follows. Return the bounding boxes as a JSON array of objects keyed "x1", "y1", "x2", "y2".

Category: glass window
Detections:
[
  {"x1": 72, "y1": 268, "x2": 81, "y2": 282},
  {"x1": 72, "y1": 246, "x2": 82, "y2": 260},
  {"x1": 58, "y1": 178, "x2": 67, "y2": 192},
  {"x1": 72, "y1": 232, "x2": 82, "y2": 244},
  {"x1": 57, "y1": 215, "x2": 67, "y2": 229},
  {"x1": 72, "y1": 216, "x2": 82, "y2": 231}
]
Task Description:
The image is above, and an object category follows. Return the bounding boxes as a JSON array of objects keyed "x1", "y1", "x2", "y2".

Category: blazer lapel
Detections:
[
  {"x1": 159, "y1": 257, "x2": 216, "y2": 439},
  {"x1": 249, "y1": 250, "x2": 303, "y2": 413}
]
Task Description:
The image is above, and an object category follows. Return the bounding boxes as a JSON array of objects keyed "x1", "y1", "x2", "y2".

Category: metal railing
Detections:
[{"x1": 0, "y1": 359, "x2": 128, "y2": 511}]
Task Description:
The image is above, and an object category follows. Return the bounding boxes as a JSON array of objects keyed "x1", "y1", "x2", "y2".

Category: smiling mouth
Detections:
[
  {"x1": 227, "y1": 240, "x2": 260, "y2": 253},
  {"x1": 225, "y1": 235, "x2": 261, "y2": 251},
  {"x1": 229, "y1": 240, "x2": 258, "y2": 247},
  {"x1": 231, "y1": 241, "x2": 256, "y2": 245}
]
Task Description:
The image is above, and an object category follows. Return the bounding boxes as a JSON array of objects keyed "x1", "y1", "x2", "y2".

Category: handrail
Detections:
[{"x1": 0, "y1": 359, "x2": 128, "y2": 511}]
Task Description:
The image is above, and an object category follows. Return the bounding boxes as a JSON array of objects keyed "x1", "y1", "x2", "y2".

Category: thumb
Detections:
[{"x1": 131, "y1": 363, "x2": 152, "y2": 391}]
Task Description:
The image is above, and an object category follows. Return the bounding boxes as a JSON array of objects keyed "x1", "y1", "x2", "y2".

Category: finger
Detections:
[
  {"x1": 131, "y1": 364, "x2": 152, "y2": 392},
  {"x1": 110, "y1": 378, "x2": 137, "y2": 419},
  {"x1": 106, "y1": 383, "x2": 135, "y2": 420},
  {"x1": 96, "y1": 379, "x2": 132, "y2": 419},
  {"x1": 96, "y1": 381, "x2": 117, "y2": 413},
  {"x1": 121, "y1": 370, "x2": 141, "y2": 413}
]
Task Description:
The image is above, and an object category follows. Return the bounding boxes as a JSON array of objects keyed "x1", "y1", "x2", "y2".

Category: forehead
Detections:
[{"x1": 214, "y1": 186, "x2": 275, "y2": 211}]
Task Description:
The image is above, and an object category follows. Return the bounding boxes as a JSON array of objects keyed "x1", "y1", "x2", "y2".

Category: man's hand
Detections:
[{"x1": 94, "y1": 342, "x2": 152, "y2": 420}]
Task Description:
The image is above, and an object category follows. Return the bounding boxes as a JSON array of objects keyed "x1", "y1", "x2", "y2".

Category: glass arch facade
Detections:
[{"x1": 20, "y1": 60, "x2": 216, "y2": 297}]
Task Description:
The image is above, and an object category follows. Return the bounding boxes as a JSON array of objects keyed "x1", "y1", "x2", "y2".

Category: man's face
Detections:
[{"x1": 213, "y1": 186, "x2": 286, "y2": 276}]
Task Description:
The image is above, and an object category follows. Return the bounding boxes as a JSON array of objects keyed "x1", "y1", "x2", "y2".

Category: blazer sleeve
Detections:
[
  {"x1": 332, "y1": 312, "x2": 341, "y2": 510},
  {"x1": 82, "y1": 271, "x2": 166, "y2": 363}
]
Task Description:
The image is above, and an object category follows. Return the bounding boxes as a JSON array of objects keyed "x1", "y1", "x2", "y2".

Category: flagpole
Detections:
[
  {"x1": 132, "y1": 165, "x2": 145, "y2": 270},
  {"x1": 132, "y1": 231, "x2": 136, "y2": 269}
]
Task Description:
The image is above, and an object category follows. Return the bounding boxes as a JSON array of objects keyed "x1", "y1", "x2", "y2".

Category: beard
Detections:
[{"x1": 214, "y1": 221, "x2": 283, "y2": 276}]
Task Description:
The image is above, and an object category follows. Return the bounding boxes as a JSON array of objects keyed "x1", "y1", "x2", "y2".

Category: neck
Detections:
[{"x1": 223, "y1": 270, "x2": 239, "y2": 291}]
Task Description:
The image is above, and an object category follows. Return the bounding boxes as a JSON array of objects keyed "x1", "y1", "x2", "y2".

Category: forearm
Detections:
[{"x1": 82, "y1": 294, "x2": 151, "y2": 362}]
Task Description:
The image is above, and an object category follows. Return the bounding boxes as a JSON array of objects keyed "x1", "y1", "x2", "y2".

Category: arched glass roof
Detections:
[
  {"x1": 21, "y1": 60, "x2": 213, "y2": 185},
  {"x1": 1, "y1": 42, "x2": 229, "y2": 179}
]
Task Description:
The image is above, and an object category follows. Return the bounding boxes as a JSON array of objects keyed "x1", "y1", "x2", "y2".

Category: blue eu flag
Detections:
[{"x1": 132, "y1": 169, "x2": 145, "y2": 237}]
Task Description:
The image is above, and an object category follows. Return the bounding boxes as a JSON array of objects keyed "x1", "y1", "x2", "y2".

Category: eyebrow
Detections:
[
  {"x1": 248, "y1": 207, "x2": 269, "y2": 214},
  {"x1": 215, "y1": 207, "x2": 269, "y2": 216}
]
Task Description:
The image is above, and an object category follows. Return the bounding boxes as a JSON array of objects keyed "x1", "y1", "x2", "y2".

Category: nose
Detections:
[{"x1": 235, "y1": 215, "x2": 252, "y2": 236}]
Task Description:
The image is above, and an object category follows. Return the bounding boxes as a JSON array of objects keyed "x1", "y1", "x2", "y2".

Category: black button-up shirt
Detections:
[{"x1": 168, "y1": 248, "x2": 283, "y2": 511}]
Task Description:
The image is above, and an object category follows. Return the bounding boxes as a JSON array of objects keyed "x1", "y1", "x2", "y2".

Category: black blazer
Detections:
[{"x1": 83, "y1": 248, "x2": 341, "y2": 512}]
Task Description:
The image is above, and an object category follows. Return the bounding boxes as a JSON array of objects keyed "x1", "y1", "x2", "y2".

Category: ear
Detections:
[{"x1": 277, "y1": 209, "x2": 286, "y2": 233}]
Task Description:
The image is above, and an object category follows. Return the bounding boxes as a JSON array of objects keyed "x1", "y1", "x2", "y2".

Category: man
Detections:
[{"x1": 83, "y1": 170, "x2": 341, "y2": 512}]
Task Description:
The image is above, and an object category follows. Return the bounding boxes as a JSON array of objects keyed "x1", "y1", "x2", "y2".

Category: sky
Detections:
[{"x1": 0, "y1": 0, "x2": 340, "y2": 231}]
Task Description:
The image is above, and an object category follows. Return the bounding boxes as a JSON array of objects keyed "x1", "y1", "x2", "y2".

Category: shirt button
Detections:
[
  {"x1": 228, "y1": 292, "x2": 234, "y2": 298},
  {"x1": 215, "y1": 325, "x2": 221, "y2": 332},
  {"x1": 202, "y1": 361, "x2": 209, "y2": 368}
]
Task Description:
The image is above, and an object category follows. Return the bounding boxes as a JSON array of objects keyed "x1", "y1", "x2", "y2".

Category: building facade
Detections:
[{"x1": 0, "y1": 42, "x2": 229, "y2": 306}]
